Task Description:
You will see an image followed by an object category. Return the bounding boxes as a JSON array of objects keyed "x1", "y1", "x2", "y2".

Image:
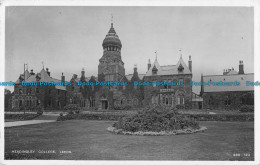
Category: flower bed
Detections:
[
  {"x1": 107, "y1": 126, "x2": 207, "y2": 136},
  {"x1": 110, "y1": 105, "x2": 203, "y2": 135}
]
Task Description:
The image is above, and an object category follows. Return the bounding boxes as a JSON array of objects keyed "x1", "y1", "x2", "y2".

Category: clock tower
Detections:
[{"x1": 98, "y1": 22, "x2": 125, "y2": 82}]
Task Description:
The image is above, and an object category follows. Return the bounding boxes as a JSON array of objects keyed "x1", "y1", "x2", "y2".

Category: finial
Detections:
[
  {"x1": 42, "y1": 61, "x2": 44, "y2": 69},
  {"x1": 26, "y1": 64, "x2": 28, "y2": 70},
  {"x1": 62, "y1": 72, "x2": 63, "y2": 76},
  {"x1": 82, "y1": 67, "x2": 85, "y2": 71},
  {"x1": 179, "y1": 48, "x2": 182, "y2": 58},
  {"x1": 189, "y1": 55, "x2": 191, "y2": 60},
  {"x1": 110, "y1": 14, "x2": 113, "y2": 26},
  {"x1": 155, "y1": 51, "x2": 157, "y2": 61},
  {"x1": 134, "y1": 64, "x2": 137, "y2": 68},
  {"x1": 148, "y1": 59, "x2": 151, "y2": 64}
]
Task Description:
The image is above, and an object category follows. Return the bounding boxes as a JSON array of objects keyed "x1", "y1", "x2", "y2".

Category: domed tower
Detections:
[{"x1": 98, "y1": 22, "x2": 125, "y2": 82}]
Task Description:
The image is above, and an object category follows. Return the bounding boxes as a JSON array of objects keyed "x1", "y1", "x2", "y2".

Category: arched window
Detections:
[{"x1": 177, "y1": 94, "x2": 184, "y2": 105}]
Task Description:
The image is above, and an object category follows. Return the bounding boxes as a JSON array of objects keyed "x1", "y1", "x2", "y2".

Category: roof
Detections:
[
  {"x1": 145, "y1": 56, "x2": 191, "y2": 76},
  {"x1": 203, "y1": 73, "x2": 254, "y2": 92},
  {"x1": 125, "y1": 74, "x2": 145, "y2": 81},
  {"x1": 15, "y1": 68, "x2": 67, "y2": 91}
]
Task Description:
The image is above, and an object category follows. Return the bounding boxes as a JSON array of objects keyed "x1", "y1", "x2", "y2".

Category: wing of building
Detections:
[{"x1": 201, "y1": 61, "x2": 254, "y2": 110}]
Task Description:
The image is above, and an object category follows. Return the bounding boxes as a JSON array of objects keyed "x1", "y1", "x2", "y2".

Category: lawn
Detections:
[{"x1": 5, "y1": 120, "x2": 254, "y2": 160}]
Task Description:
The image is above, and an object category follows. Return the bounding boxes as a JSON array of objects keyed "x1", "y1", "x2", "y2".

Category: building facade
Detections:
[
  {"x1": 12, "y1": 68, "x2": 67, "y2": 110},
  {"x1": 10, "y1": 22, "x2": 193, "y2": 111},
  {"x1": 201, "y1": 61, "x2": 254, "y2": 110}
]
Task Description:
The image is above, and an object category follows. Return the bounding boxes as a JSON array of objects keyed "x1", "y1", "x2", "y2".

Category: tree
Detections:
[{"x1": 5, "y1": 88, "x2": 13, "y2": 111}]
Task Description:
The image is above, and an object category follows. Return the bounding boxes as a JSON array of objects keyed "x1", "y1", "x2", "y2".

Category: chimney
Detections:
[
  {"x1": 61, "y1": 72, "x2": 65, "y2": 83},
  {"x1": 73, "y1": 74, "x2": 78, "y2": 79},
  {"x1": 81, "y1": 68, "x2": 85, "y2": 79},
  {"x1": 46, "y1": 68, "x2": 50, "y2": 76},
  {"x1": 148, "y1": 59, "x2": 151, "y2": 71},
  {"x1": 134, "y1": 64, "x2": 138, "y2": 73},
  {"x1": 188, "y1": 55, "x2": 192, "y2": 72},
  {"x1": 30, "y1": 69, "x2": 35, "y2": 75},
  {"x1": 239, "y1": 60, "x2": 244, "y2": 74}
]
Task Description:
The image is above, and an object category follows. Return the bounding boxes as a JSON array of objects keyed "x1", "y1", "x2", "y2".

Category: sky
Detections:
[{"x1": 5, "y1": 6, "x2": 254, "y2": 93}]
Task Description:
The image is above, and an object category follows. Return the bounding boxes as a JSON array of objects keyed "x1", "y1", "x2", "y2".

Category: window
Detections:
[
  {"x1": 177, "y1": 94, "x2": 185, "y2": 105},
  {"x1": 19, "y1": 89, "x2": 23, "y2": 95},
  {"x1": 179, "y1": 78, "x2": 184, "y2": 86}
]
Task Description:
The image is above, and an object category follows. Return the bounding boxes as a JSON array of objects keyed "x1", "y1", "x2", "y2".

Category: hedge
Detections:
[
  {"x1": 57, "y1": 113, "x2": 254, "y2": 122},
  {"x1": 5, "y1": 114, "x2": 41, "y2": 121},
  {"x1": 184, "y1": 114, "x2": 254, "y2": 121}
]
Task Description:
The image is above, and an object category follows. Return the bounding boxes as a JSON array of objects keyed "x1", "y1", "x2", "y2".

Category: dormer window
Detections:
[
  {"x1": 178, "y1": 64, "x2": 184, "y2": 72},
  {"x1": 152, "y1": 66, "x2": 158, "y2": 75}
]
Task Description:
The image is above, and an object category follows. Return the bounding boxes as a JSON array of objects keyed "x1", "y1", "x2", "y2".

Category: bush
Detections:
[
  {"x1": 114, "y1": 105, "x2": 132, "y2": 110},
  {"x1": 64, "y1": 104, "x2": 80, "y2": 111},
  {"x1": 113, "y1": 104, "x2": 200, "y2": 132},
  {"x1": 239, "y1": 105, "x2": 254, "y2": 113},
  {"x1": 37, "y1": 110, "x2": 43, "y2": 115},
  {"x1": 176, "y1": 104, "x2": 185, "y2": 109}
]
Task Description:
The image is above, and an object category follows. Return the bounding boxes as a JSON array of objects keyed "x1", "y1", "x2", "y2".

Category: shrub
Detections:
[
  {"x1": 113, "y1": 104, "x2": 200, "y2": 132},
  {"x1": 239, "y1": 105, "x2": 254, "y2": 113},
  {"x1": 64, "y1": 104, "x2": 80, "y2": 111},
  {"x1": 176, "y1": 104, "x2": 185, "y2": 109}
]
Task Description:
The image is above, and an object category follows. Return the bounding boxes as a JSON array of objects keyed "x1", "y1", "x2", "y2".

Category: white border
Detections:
[{"x1": 0, "y1": 0, "x2": 259, "y2": 165}]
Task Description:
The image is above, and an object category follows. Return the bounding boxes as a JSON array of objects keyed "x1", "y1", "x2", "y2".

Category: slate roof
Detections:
[
  {"x1": 125, "y1": 74, "x2": 145, "y2": 81},
  {"x1": 15, "y1": 68, "x2": 67, "y2": 90},
  {"x1": 203, "y1": 73, "x2": 254, "y2": 92},
  {"x1": 145, "y1": 56, "x2": 191, "y2": 76}
]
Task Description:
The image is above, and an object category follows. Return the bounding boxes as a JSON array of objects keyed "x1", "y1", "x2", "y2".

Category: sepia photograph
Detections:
[{"x1": 1, "y1": 1, "x2": 259, "y2": 164}]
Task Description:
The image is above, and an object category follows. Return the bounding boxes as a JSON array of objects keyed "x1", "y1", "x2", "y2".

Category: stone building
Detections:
[
  {"x1": 10, "y1": 22, "x2": 194, "y2": 111},
  {"x1": 11, "y1": 68, "x2": 67, "y2": 110},
  {"x1": 201, "y1": 61, "x2": 254, "y2": 110},
  {"x1": 142, "y1": 55, "x2": 193, "y2": 109}
]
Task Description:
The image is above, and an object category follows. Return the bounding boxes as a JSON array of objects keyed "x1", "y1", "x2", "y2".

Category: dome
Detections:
[{"x1": 102, "y1": 23, "x2": 122, "y2": 48}]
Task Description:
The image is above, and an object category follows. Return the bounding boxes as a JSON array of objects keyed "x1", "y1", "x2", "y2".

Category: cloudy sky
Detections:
[{"x1": 5, "y1": 6, "x2": 254, "y2": 93}]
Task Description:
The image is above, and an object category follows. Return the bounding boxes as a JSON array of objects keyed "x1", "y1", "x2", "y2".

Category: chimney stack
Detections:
[
  {"x1": 46, "y1": 68, "x2": 50, "y2": 76},
  {"x1": 81, "y1": 68, "x2": 85, "y2": 79},
  {"x1": 148, "y1": 59, "x2": 151, "y2": 71},
  {"x1": 73, "y1": 74, "x2": 78, "y2": 79},
  {"x1": 30, "y1": 69, "x2": 35, "y2": 75},
  {"x1": 239, "y1": 61, "x2": 244, "y2": 74},
  {"x1": 188, "y1": 55, "x2": 192, "y2": 72},
  {"x1": 134, "y1": 64, "x2": 137, "y2": 73},
  {"x1": 61, "y1": 72, "x2": 65, "y2": 83}
]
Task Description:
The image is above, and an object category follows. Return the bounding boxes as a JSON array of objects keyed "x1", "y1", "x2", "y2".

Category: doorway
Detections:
[{"x1": 102, "y1": 100, "x2": 108, "y2": 109}]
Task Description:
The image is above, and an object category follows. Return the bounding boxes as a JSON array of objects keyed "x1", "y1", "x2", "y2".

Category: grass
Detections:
[{"x1": 5, "y1": 120, "x2": 254, "y2": 160}]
